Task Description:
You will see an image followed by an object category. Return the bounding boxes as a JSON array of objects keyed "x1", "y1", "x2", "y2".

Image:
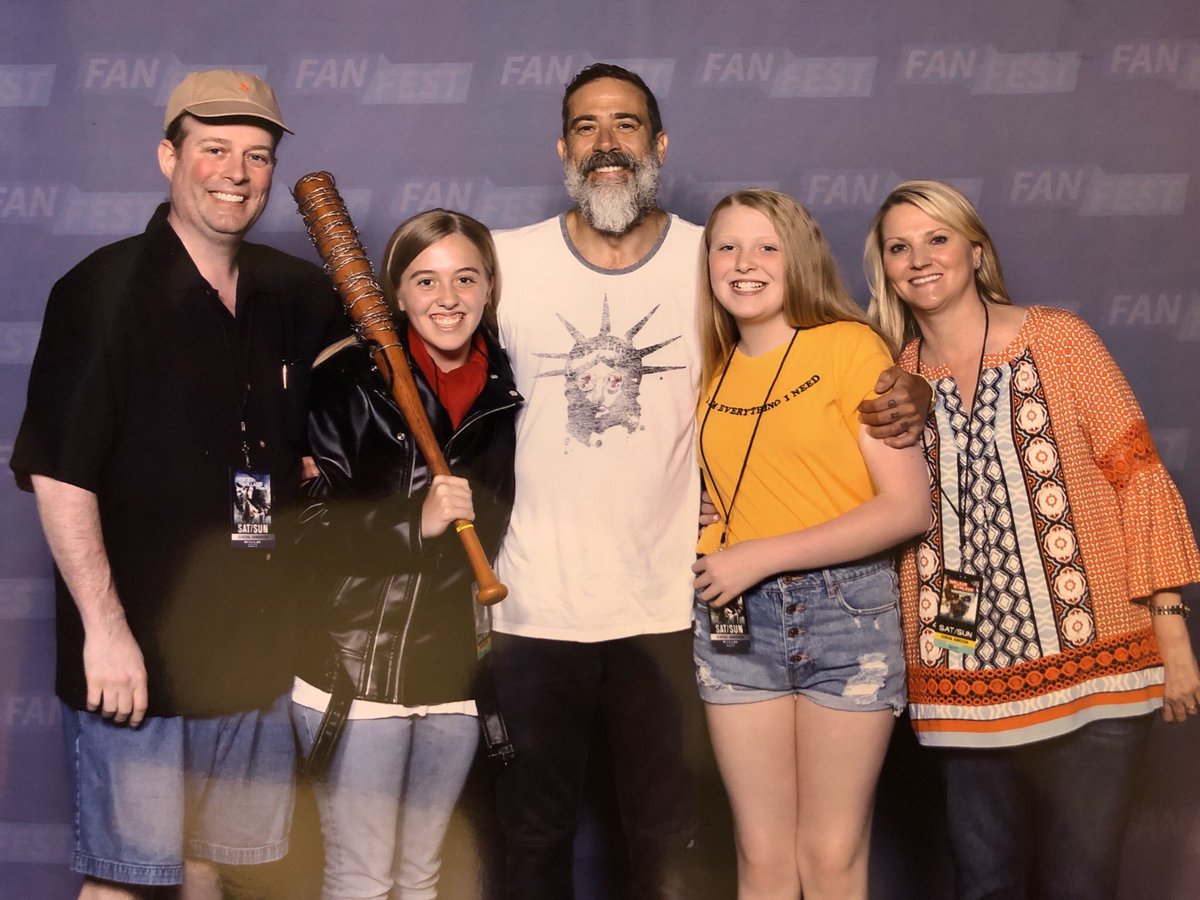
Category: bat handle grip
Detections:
[{"x1": 455, "y1": 519, "x2": 508, "y2": 605}]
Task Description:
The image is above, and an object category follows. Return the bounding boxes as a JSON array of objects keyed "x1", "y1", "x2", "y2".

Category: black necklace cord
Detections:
[{"x1": 699, "y1": 327, "x2": 801, "y2": 549}]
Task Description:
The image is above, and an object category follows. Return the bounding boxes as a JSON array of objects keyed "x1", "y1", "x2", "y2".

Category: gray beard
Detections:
[{"x1": 564, "y1": 154, "x2": 662, "y2": 236}]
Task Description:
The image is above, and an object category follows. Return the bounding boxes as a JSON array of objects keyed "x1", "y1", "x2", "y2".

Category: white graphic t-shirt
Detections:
[{"x1": 493, "y1": 214, "x2": 702, "y2": 641}]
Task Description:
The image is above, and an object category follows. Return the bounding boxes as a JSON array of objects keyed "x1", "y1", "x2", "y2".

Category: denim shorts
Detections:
[
  {"x1": 692, "y1": 557, "x2": 906, "y2": 714},
  {"x1": 61, "y1": 693, "x2": 295, "y2": 886}
]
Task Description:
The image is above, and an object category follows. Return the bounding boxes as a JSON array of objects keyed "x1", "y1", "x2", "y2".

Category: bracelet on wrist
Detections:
[{"x1": 1149, "y1": 603, "x2": 1190, "y2": 619}]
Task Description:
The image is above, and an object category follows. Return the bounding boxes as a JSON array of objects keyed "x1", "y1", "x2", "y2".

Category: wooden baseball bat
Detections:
[{"x1": 293, "y1": 171, "x2": 507, "y2": 606}]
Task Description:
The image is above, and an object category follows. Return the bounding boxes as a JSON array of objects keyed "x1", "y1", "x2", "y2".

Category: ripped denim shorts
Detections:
[{"x1": 692, "y1": 556, "x2": 906, "y2": 714}]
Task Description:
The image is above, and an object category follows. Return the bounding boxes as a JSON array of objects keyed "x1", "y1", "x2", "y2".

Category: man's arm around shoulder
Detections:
[
  {"x1": 858, "y1": 365, "x2": 932, "y2": 448},
  {"x1": 31, "y1": 475, "x2": 148, "y2": 726}
]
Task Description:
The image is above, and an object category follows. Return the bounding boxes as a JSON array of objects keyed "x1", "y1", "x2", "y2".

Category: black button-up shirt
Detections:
[{"x1": 12, "y1": 203, "x2": 343, "y2": 716}]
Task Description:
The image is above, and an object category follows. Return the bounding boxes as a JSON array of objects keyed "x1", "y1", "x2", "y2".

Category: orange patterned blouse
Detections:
[{"x1": 898, "y1": 306, "x2": 1200, "y2": 748}]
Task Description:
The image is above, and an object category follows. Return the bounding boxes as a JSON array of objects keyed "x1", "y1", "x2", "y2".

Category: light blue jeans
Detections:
[{"x1": 292, "y1": 703, "x2": 478, "y2": 900}]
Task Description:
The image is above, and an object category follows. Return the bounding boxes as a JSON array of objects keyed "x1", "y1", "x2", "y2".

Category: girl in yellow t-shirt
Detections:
[{"x1": 692, "y1": 189, "x2": 929, "y2": 899}]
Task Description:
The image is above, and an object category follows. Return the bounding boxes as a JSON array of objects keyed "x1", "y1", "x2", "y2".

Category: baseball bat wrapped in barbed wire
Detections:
[{"x1": 293, "y1": 171, "x2": 507, "y2": 606}]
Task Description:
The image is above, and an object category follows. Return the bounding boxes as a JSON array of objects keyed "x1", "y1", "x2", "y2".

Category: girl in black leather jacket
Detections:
[{"x1": 290, "y1": 209, "x2": 520, "y2": 899}]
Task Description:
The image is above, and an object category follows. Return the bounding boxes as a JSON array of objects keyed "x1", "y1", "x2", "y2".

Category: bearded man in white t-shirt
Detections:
[{"x1": 487, "y1": 63, "x2": 927, "y2": 899}]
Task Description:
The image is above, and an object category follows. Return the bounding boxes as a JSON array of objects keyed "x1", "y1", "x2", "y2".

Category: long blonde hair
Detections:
[
  {"x1": 699, "y1": 188, "x2": 883, "y2": 386},
  {"x1": 864, "y1": 180, "x2": 1010, "y2": 350}
]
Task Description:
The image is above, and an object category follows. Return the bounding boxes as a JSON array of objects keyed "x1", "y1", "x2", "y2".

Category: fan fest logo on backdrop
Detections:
[
  {"x1": 799, "y1": 170, "x2": 899, "y2": 210},
  {"x1": 0, "y1": 694, "x2": 62, "y2": 729},
  {"x1": 0, "y1": 65, "x2": 54, "y2": 106},
  {"x1": 499, "y1": 55, "x2": 675, "y2": 96},
  {"x1": 77, "y1": 55, "x2": 268, "y2": 102},
  {"x1": 698, "y1": 49, "x2": 875, "y2": 97},
  {"x1": 0, "y1": 578, "x2": 60, "y2": 736},
  {"x1": 898, "y1": 40, "x2": 1200, "y2": 91},
  {"x1": 795, "y1": 172, "x2": 984, "y2": 212},
  {"x1": 898, "y1": 45, "x2": 1079, "y2": 93},
  {"x1": 388, "y1": 179, "x2": 562, "y2": 229},
  {"x1": 1106, "y1": 289, "x2": 1200, "y2": 341},
  {"x1": 289, "y1": 56, "x2": 471, "y2": 103},
  {"x1": 0, "y1": 183, "x2": 58, "y2": 223},
  {"x1": 0, "y1": 182, "x2": 165, "y2": 235},
  {"x1": 500, "y1": 54, "x2": 583, "y2": 88},
  {"x1": 53, "y1": 190, "x2": 161, "y2": 235},
  {"x1": 77, "y1": 53, "x2": 470, "y2": 104},
  {"x1": 1107, "y1": 41, "x2": 1200, "y2": 89},
  {"x1": 1006, "y1": 167, "x2": 1188, "y2": 215}
]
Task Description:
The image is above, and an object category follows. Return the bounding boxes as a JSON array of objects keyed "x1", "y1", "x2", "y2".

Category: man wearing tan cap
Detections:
[{"x1": 11, "y1": 69, "x2": 341, "y2": 899}]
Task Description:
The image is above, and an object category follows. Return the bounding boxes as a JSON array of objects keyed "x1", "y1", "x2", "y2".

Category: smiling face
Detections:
[
  {"x1": 396, "y1": 233, "x2": 491, "y2": 371},
  {"x1": 707, "y1": 203, "x2": 790, "y2": 347},
  {"x1": 880, "y1": 202, "x2": 982, "y2": 317},
  {"x1": 158, "y1": 117, "x2": 275, "y2": 249},
  {"x1": 558, "y1": 77, "x2": 667, "y2": 235}
]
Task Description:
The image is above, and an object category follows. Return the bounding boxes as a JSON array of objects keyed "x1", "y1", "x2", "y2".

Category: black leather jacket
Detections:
[{"x1": 296, "y1": 328, "x2": 520, "y2": 726}]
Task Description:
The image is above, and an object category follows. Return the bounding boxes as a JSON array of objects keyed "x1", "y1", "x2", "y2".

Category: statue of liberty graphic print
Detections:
[{"x1": 535, "y1": 296, "x2": 684, "y2": 447}]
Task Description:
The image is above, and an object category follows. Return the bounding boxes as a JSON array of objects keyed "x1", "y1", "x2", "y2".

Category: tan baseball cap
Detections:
[{"x1": 164, "y1": 69, "x2": 293, "y2": 134}]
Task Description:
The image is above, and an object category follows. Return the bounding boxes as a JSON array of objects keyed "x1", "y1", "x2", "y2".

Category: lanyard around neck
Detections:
[
  {"x1": 699, "y1": 328, "x2": 800, "y2": 549},
  {"x1": 216, "y1": 292, "x2": 256, "y2": 469},
  {"x1": 917, "y1": 301, "x2": 990, "y2": 553}
]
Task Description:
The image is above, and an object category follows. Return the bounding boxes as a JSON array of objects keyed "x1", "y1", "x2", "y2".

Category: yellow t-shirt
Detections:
[{"x1": 697, "y1": 320, "x2": 892, "y2": 554}]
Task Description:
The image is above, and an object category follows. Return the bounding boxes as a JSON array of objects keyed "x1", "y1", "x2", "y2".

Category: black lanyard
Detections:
[
  {"x1": 699, "y1": 328, "x2": 800, "y2": 549},
  {"x1": 917, "y1": 302, "x2": 990, "y2": 552},
  {"x1": 215, "y1": 288, "x2": 256, "y2": 469}
]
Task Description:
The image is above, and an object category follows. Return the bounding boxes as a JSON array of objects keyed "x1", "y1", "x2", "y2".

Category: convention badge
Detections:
[
  {"x1": 230, "y1": 468, "x2": 275, "y2": 549},
  {"x1": 933, "y1": 570, "x2": 981, "y2": 654},
  {"x1": 709, "y1": 595, "x2": 750, "y2": 651}
]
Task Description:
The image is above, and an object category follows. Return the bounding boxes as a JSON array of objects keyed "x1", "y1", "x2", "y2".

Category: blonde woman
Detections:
[
  {"x1": 692, "y1": 189, "x2": 929, "y2": 899},
  {"x1": 866, "y1": 179, "x2": 1200, "y2": 899}
]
